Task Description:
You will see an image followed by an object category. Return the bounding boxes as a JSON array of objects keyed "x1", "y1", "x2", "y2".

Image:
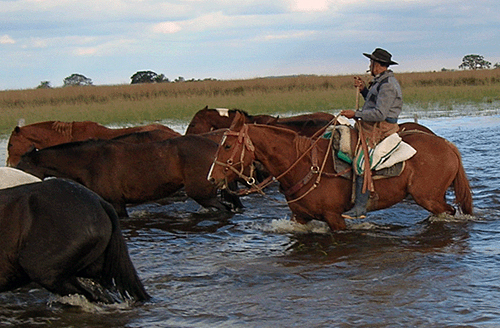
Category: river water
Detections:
[{"x1": 0, "y1": 109, "x2": 499, "y2": 327}]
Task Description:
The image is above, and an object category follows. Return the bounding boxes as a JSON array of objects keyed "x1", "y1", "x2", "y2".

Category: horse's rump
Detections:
[{"x1": 0, "y1": 178, "x2": 149, "y2": 303}]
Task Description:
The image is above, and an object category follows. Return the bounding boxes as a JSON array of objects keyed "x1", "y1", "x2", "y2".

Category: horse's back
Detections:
[{"x1": 111, "y1": 129, "x2": 181, "y2": 143}]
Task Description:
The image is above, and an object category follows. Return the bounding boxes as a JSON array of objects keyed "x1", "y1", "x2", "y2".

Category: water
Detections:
[{"x1": 1, "y1": 112, "x2": 499, "y2": 327}]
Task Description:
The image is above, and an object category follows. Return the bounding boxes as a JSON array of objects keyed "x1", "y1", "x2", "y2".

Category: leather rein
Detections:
[{"x1": 212, "y1": 116, "x2": 352, "y2": 203}]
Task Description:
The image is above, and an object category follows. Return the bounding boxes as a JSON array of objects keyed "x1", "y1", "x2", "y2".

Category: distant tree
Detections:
[
  {"x1": 459, "y1": 54, "x2": 491, "y2": 70},
  {"x1": 175, "y1": 76, "x2": 185, "y2": 83},
  {"x1": 494, "y1": 62, "x2": 500, "y2": 69},
  {"x1": 155, "y1": 74, "x2": 169, "y2": 83},
  {"x1": 37, "y1": 81, "x2": 52, "y2": 89},
  {"x1": 63, "y1": 73, "x2": 93, "y2": 86},
  {"x1": 130, "y1": 71, "x2": 169, "y2": 84}
]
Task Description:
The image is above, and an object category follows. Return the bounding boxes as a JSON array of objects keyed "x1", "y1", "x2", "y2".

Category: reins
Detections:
[{"x1": 216, "y1": 114, "x2": 351, "y2": 202}]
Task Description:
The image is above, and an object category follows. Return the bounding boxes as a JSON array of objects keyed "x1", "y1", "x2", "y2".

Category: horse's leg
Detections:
[
  {"x1": 411, "y1": 191, "x2": 456, "y2": 215},
  {"x1": 407, "y1": 177, "x2": 456, "y2": 215},
  {"x1": 185, "y1": 176, "x2": 234, "y2": 211},
  {"x1": 112, "y1": 201, "x2": 129, "y2": 217},
  {"x1": 324, "y1": 211, "x2": 347, "y2": 231},
  {"x1": 36, "y1": 275, "x2": 116, "y2": 303},
  {"x1": 220, "y1": 187, "x2": 244, "y2": 211},
  {"x1": 291, "y1": 215, "x2": 309, "y2": 224},
  {"x1": 187, "y1": 185, "x2": 232, "y2": 212}
]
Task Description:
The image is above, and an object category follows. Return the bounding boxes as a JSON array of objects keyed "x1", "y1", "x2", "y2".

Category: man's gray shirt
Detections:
[{"x1": 355, "y1": 70, "x2": 402, "y2": 122}]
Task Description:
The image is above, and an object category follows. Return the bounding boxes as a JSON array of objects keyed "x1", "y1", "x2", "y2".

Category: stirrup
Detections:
[{"x1": 341, "y1": 209, "x2": 367, "y2": 220}]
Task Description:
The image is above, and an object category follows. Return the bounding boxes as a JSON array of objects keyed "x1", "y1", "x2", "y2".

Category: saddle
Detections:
[{"x1": 324, "y1": 123, "x2": 416, "y2": 180}]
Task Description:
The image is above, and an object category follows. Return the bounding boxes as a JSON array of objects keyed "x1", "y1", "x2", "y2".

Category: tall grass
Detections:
[{"x1": 1, "y1": 69, "x2": 499, "y2": 135}]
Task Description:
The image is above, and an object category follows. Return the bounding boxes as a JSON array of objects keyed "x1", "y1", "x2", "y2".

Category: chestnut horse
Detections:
[
  {"x1": 207, "y1": 113, "x2": 473, "y2": 231},
  {"x1": 185, "y1": 106, "x2": 433, "y2": 137},
  {"x1": 16, "y1": 135, "x2": 242, "y2": 217},
  {"x1": 185, "y1": 107, "x2": 276, "y2": 134},
  {"x1": 0, "y1": 178, "x2": 150, "y2": 303},
  {"x1": 6, "y1": 120, "x2": 181, "y2": 166}
]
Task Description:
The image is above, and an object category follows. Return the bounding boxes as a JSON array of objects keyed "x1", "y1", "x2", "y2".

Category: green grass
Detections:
[{"x1": 1, "y1": 70, "x2": 499, "y2": 135}]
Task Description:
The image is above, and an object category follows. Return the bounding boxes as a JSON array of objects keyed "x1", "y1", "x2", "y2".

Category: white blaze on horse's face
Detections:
[{"x1": 207, "y1": 134, "x2": 228, "y2": 182}]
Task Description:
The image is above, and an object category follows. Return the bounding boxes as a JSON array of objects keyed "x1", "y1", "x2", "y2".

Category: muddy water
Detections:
[{"x1": 0, "y1": 112, "x2": 499, "y2": 327}]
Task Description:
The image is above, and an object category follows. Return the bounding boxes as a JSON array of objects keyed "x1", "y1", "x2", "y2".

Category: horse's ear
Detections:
[
  {"x1": 14, "y1": 126, "x2": 21, "y2": 133},
  {"x1": 268, "y1": 116, "x2": 279, "y2": 125},
  {"x1": 229, "y1": 111, "x2": 246, "y2": 131},
  {"x1": 203, "y1": 105, "x2": 208, "y2": 110}
]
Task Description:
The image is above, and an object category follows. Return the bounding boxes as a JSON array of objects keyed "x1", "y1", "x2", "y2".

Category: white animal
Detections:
[{"x1": 0, "y1": 167, "x2": 41, "y2": 189}]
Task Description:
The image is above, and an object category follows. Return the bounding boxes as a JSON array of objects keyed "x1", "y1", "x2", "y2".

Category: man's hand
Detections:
[
  {"x1": 340, "y1": 110, "x2": 356, "y2": 119},
  {"x1": 353, "y1": 76, "x2": 365, "y2": 90}
]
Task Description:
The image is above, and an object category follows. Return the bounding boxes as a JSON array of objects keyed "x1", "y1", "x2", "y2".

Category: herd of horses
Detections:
[{"x1": 0, "y1": 106, "x2": 473, "y2": 305}]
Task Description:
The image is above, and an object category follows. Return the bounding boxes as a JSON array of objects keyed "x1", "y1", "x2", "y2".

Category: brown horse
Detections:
[
  {"x1": 185, "y1": 107, "x2": 277, "y2": 134},
  {"x1": 207, "y1": 112, "x2": 473, "y2": 231},
  {"x1": 185, "y1": 106, "x2": 433, "y2": 137},
  {"x1": 6, "y1": 120, "x2": 181, "y2": 166},
  {"x1": 0, "y1": 178, "x2": 149, "y2": 303},
  {"x1": 16, "y1": 135, "x2": 242, "y2": 217}
]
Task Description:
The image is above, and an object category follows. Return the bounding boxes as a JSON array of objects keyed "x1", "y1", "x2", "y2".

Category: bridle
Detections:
[
  {"x1": 211, "y1": 115, "x2": 350, "y2": 201},
  {"x1": 211, "y1": 124, "x2": 261, "y2": 190}
]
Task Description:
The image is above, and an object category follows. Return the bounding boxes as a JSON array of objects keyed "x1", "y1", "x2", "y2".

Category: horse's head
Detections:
[
  {"x1": 6, "y1": 126, "x2": 34, "y2": 167},
  {"x1": 15, "y1": 147, "x2": 47, "y2": 180},
  {"x1": 207, "y1": 112, "x2": 256, "y2": 188}
]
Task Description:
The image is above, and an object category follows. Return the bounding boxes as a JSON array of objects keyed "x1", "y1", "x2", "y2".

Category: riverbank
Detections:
[{"x1": 1, "y1": 69, "x2": 499, "y2": 135}]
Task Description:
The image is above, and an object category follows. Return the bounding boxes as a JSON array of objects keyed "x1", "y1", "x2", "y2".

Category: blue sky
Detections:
[{"x1": 1, "y1": 0, "x2": 498, "y2": 90}]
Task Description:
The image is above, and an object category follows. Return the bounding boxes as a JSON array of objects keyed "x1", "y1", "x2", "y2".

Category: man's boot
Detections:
[{"x1": 341, "y1": 175, "x2": 370, "y2": 219}]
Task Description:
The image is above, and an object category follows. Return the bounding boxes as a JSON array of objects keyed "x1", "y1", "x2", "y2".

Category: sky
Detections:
[{"x1": 0, "y1": 0, "x2": 499, "y2": 90}]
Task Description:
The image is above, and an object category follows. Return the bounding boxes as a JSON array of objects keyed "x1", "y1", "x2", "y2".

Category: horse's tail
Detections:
[
  {"x1": 101, "y1": 200, "x2": 151, "y2": 302},
  {"x1": 449, "y1": 141, "x2": 473, "y2": 215}
]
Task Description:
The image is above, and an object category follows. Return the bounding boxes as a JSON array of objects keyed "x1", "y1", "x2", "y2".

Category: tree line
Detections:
[{"x1": 36, "y1": 55, "x2": 500, "y2": 89}]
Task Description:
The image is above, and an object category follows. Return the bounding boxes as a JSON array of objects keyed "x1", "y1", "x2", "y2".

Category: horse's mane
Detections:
[
  {"x1": 16, "y1": 121, "x2": 74, "y2": 138},
  {"x1": 51, "y1": 121, "x2": 74, "y2": 138},
  {"x1": 250, "y1": 123, "x2": 308, "y2": 155},
  {"x1": 295, "y1": 135, "x2": 313, "y2": 155},
  {"x1": 276, "y1": 119, "x2": 330, "y2": 128},
  {"x1": 38, "y1": 138, "x2": 108, "y2": 152},
  {"x1": 228, "y1": 108, "x2": 251, "y2": 117}
]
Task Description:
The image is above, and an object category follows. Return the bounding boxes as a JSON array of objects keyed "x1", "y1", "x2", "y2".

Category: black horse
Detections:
[{"x1": 0, "y1": 178, "x2": 150, "y2": 304}]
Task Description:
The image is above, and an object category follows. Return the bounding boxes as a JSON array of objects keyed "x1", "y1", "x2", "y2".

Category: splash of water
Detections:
[{"x1": 263, "y1": 217, "x2": 331, "y2": 234}]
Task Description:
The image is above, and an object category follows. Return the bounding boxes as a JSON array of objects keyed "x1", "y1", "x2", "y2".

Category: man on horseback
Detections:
[{"x1": 339, "y1": 48, "x2": 402, "y2": 219}]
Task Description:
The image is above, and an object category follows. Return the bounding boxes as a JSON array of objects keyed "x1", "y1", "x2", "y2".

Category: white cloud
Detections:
[
  {"x1": 290, "y1": 0, "x2": 329, "y2": 12},
  {"x1": 74, "y1": 47, "x2": 99, "y2": 56},
  {"x1": 72, "y1": 38, "x2": 136, "y2": 56},
  {"x1": 0, "y1": 35, "x2": 16, "y2": 44},
  {"x1": 30, "y1": 38, "x2": 49, "y2": 48},
  {"x1": 260, "y1": 30, "x2": 317, "y2": 41},
  {"x1": 152, "y1": 22, "x2": 182, "y2": 34}
]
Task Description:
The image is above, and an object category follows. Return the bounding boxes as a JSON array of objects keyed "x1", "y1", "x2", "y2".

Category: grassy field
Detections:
[{"x1": 1, "y1": 69, "x2": 499, "y2": 135}]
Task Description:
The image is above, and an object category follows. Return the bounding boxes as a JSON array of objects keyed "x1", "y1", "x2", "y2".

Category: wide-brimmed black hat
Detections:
[{"x1": 363, "y1": 48, "x2": 398, "y2": 65}]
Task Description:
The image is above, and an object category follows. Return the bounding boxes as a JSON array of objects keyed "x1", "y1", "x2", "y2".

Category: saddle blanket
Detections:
[{"x1": 355, "y1": 133, "x2": 417, "y2": 175}]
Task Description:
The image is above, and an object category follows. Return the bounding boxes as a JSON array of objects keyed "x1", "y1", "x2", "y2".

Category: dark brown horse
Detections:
[
  {"x1": 0, "y1": 178, "x2": 150, "y2": 303},
  {"x1": 7, "y1": 120, "x2": 181, "y2": 166},
  {"x1": 207, "y1": 112, "x2": 473, "y2": 231},
  {"x1": 16, "y1": 135, "x2": 241, "y2": 217}
]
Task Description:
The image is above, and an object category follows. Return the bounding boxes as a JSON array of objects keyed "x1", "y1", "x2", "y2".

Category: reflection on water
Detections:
[{"x1": 0, "y1": 112, "x2": 499, "y2": 327}]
